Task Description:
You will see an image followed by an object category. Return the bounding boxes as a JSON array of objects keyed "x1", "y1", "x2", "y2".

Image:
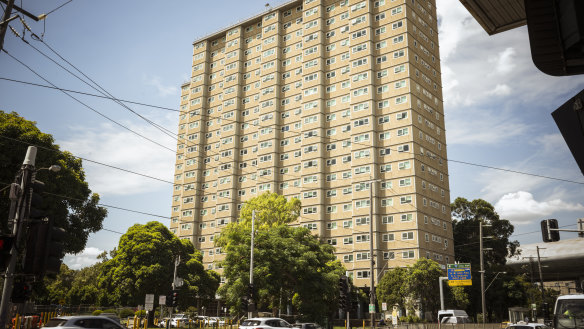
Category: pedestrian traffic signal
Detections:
[
  {"x1": 541, "y1": 219, "x2": 560, "y2": 242},
  {"x1": 0, "y1": 234, "x2": 14, "y2": 270},
  {"x1": 11, "y1": 280, "x2": 32, "y2": 303}
]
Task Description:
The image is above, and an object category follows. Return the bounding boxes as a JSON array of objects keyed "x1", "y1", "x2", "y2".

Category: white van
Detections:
[
  {"x1": 554, "y1": 294, "x2": 584, "y2": 329},
  {"x1": 438, "y1": 310, "x2": 472, "y2": 324}
]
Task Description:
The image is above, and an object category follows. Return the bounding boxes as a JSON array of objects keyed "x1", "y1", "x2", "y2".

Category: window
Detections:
[
  {"x1": 402, "y1": 232, "x2": 414, "y2": 240},
  {"x1": 402, "y1": 250, "x2": 415, "y2": 259},
  {"x1": 382, "y1": 233, "x2": 394, "y2": 242}
]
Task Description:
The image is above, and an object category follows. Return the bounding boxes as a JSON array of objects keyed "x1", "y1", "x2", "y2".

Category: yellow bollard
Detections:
[
  {"x1": 363, "y1": 320, "x2": 365, "y2": 329},
  {"x1": 16, "y1": 314, "x2": 20, "y2": 329},
  {"x1": 144, "y1": 316, "x2": 148, "y2": 329}
]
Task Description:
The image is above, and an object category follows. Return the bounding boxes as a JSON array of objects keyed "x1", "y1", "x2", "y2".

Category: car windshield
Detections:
[
  {"x1": 241, "y1": 320, "x2": 261, "y2": 326},
  {"x1": 45, "y1": 319, "x2": 68, "y2": 327},
  {"x1": 556, "y1": 299, "x2": 584, "y2": 329}
]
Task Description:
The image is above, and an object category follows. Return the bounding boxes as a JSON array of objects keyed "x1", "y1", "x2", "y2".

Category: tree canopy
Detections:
[
  {"x1": 377, "y1": 258, "x2": 444, "y2": 319},
  {"x1": 97, "y1": 221, "x2": 219, "y2": 307},
  {"x1": 216, "y1": 192, "x2": 344, "y2": 322},
  {"x1": 451, "y1": 197, "x2": 522, "y2": 321},
  {"x1": 0, "y1": 111, "x2": 107, "y2": 253}
]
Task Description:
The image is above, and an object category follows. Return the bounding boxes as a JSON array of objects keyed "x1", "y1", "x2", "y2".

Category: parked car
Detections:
[
  {"x1": 438, "y1": 310, "x2": 471, "y2": 324},
  {"x1": 292, "y1": 323, "x2": 322, "y2": 329},
  {"x1": 239, "y1": 318, "x2": 292, "y2": 329},
  {"x1": 504, "y1": 322, "x2": 550, "y2": 329},
  {"x1": 171, "y1": 314, "x2": 190, "y2": 327},
  {"x1": 159, "y1": 314, "x2": 189, "y2": 328},
  {"x1": 43, "y1": 316, "x2": 125, "y2": 329}
]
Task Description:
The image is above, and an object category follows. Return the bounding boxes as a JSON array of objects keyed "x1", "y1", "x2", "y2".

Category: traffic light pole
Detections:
[{"x1": 0, "y1": 146, "x2": 36, "y2": 328}]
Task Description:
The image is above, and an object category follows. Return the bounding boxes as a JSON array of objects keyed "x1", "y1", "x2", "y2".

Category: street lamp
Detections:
[{"x1": 485, "y1": 272, "x2": 507, "y2": 293}]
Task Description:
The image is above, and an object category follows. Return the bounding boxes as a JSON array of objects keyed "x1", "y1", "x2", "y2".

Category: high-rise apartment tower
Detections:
[{"x1": 171, "y1": 0, "x2": 454, "y2": 286}]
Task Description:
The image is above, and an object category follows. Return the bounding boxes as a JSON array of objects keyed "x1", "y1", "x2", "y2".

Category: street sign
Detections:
[
  {"x1": 159, "y1": 295, "x2": 166, "y2": 305},
  {"x1": 447, "y1": 263, "x2": 472, "y2": 286},
  {"x1": 382, "y1": 302, "x2": 387, "y2": 311},
  {"x1": 174, "y1": 277, "x2": 184, "y2": 288},
  {"x1": 369, "y1": 304, "x2": 375, "y2": 312},
  {"x1": 145, "y1": 294, "x2": 154, "y2": 311}
]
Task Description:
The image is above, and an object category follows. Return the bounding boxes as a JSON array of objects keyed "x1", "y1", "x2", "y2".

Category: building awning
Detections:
[{"x1": 459, "y1": 0, "x2": 526, "y2": 35}]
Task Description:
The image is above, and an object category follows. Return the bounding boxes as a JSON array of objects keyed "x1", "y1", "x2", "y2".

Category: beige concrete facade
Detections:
[{"x1": 171, "y1": 0, "x2": 454, "y2": 287}]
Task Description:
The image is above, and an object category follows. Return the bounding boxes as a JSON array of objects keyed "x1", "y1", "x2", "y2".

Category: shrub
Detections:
[
  {"x1": 92, "y1": 310, "x2": 103, "y2": 316},
  {"x1": 119, "y1": 309, "x2": 135, "y2": 318}
]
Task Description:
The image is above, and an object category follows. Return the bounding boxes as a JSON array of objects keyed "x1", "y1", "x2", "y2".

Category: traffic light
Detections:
[
  {"x1": 541, "y1": 219, "x2": 560, "y2": 242},
  {"x1": 27, "y1": 180, "x2": 46, "y2": 221},
  {"x1": 339, "y1": 275, "x2": 348, "y2": 311},
  {"x1": 247, "y1": 284, "x2": 256, "y2": 312},
  {"x1": 0, "y1": 234, "x2": 14, "y2": 270},
  {"x1": 11, "y1": 280, "x2": 32, "y2": 303},
  {"x1": 165, "y1": 291, "x2": 173, "y2": 307},
  {"x1": 239, "y1": 294, "x2": 248, "y2": 314},
  {"x1": 24, "y1": 217, "x2": 66, "y2": 276},
  {"x1": 171, "y1": 289, "x2": 179, "y2": 307}
]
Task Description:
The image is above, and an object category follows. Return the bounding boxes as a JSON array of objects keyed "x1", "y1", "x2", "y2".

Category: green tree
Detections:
[
  {"x1": 377, "y1": 267, "x2": 409, "y2": 314},
  {"x1": 377, "y1": 259, "x2": 443, "y2": 319},
  {"x1": 407, "y1": 258, "x2": 443, "y2": 318},
  {"x1": 0, "y1": 111, "x2": 107, "y2": 254},
  {"x1": 97, "y1": 221, "x2": 219, "y2": 306},
  {"x1": 216, "y1": 192, "x2": 344, "y2": 322},
  {"x1": 451, "y1": 197, "x2": 520, "y2": 321}
]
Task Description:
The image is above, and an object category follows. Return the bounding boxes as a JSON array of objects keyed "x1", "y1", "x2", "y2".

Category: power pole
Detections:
[
  {"x1": 0, "y1": 0, "x2": 15, "y2": 52},
  {"x1": 479, "y1": 221, "x2": 492, "y2": 327},
  {"x1": 167, "y1": 255, "x2": 179, "y2": 329},
  {"x1": 0, "y1": 146, "x2": 36, "y2": 328},
  {"x1": 536, "y1": 246, "x2": 549, "y2": 322},
  {"x1": 368, "y1": 179, "x2": 376, "y2": 329},
  {"x1": 248, "y1": 210, "x2": 255, "y2": 319}
]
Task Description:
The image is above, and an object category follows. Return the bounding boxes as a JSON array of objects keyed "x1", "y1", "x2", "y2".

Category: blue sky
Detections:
[{"x1": 1, "y1": 0, "x2": 583, "y2": 269}]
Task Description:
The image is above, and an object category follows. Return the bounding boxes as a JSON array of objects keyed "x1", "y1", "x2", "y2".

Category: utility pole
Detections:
[
  {"x1": 368, "y1": 179, "x2": 377, "y2": 329},
  {"x1": 536, "y1": 246, "x2": 548, "y2": 322},
  {"x1": 0, "y1": 0, "x2": 15, "y2": 52},
  {"x1": 0, "y1": 146, "x2": 36, "y2": 328},
  {"x1": 248, "y1": 210, "x2": 255, "y2": 319},
  {"x1": 479, "y1": 221, "x2": 492, "y2": 327},
  {"x1": 167, "y1": 255, "x2": 179, "y2": 329}
]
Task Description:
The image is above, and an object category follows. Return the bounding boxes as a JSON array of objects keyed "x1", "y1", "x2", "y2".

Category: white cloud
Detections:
[
  {"x1": 143, "y1": 75, "x2": 178, "y2": 97},
  {"x1": 64, "y1": 247, "x2": 104, "y2": 270},
  {"x1": 59, "y1": 113, "x2": 177, "y2": 196},
  {"x1": 489, "y1": 47, "x2": 516, "y2": 75},
  {"x1": 495, "y1": 191, "x2": 584, "y2": 225},
  {"x1": 446, "y1": 113, "x2": 530, "y2": 145},
  {"x1": 487, "y1": 84, "x2": 512, "y2": 96}
]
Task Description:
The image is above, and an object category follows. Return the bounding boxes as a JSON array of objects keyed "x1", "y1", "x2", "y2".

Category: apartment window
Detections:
[
  {"x1": 402, "y1": 232, "x2": 414, "y2": 240},
  {"x1": 382, "y1": 233, "x2": 394, "y2": 242},
  {"x1": 402, "y1": 250, "x2": 415, "y2": 259}
]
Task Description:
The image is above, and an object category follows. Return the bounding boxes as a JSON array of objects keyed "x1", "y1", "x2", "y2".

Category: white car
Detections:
[
  {"x1": 160, "y1": 314, "x2": 189, "y2": 328},
  {"x1": 43, "y1": 316, "x2": 125, "y2": 329},
  {"x1": 239, "y1": 318, "x2": 292, "y2": 329},
  {"x1": 505, "y1": 322, "x2": 550, "y2": 329}
]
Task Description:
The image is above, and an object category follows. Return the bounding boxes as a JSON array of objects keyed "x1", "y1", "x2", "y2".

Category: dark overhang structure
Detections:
[{"x1": 460, "y1": 0, "x2": 584, "y2": 76}]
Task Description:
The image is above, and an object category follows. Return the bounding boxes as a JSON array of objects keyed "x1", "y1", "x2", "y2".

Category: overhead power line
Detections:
[
  {"x1": 0, "y1": 77, "x2": 179, "y2": 111},
  {"x1": 2, "y1": 48, "x2": 176, "y2": 153},
  {"x1": 8, "y1": 34, "x2": 584, "y2": 188},
  {"x1": 0, "y1": 135, "x2": 175, "y2": 185}
]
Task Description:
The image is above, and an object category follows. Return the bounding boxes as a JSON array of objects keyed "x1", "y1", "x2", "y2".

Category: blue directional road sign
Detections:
[{"x1": 447, "y1": 263, "x2": 472, "y2": 286}]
